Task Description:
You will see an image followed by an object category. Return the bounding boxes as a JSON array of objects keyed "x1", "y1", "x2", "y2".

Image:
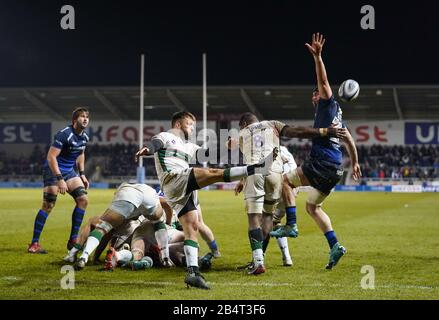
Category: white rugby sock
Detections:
[
  {"x1": 183, "y1": 240, "x2": 199, "y2": 267},
  {"x1": 252, "y1": 249, "x2": 264, "y2": 264},
  {"x1": 277, "y1": 237, "x2": 291, "y2": 259},
  {"x1": 155, "y1": 229, "x2": 170, "y2": 259},
  {"x1": 80, "y1": 236, "x2": 100, "y2": 263}
]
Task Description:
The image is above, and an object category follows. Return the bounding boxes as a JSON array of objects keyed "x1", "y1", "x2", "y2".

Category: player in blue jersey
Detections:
[
  {"x1": 272, "y1": 33, "x2": 362, "y2": 269},
  {"x1": 28, "y1": 107, "x2": 90, "y2": 254}
]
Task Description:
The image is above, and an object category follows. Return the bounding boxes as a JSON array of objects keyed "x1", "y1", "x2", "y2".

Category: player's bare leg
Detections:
[
  {"x1": 306, "y1": 202, "x2": 333, "y2": 234},
  {"x1": 261, "y1": 212, "x2": 273, "y2": 255},
  {"x1": 284, "y1": 167, "x2": 346, "y2": 269},
  {"x1": 192, "y1": 147, "x2": 279, "y2": 188},
  {"x1": 74, "y1": 209, "x2": 124, "y2": 270},
  {"x1": 197, "y1": 204, "x2": 220, "y2": 258}
]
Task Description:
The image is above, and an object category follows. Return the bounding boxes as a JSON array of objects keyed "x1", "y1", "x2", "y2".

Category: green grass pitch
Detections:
[{"x1": 1, "y1": 188, "x2": 438, "y2": 300}]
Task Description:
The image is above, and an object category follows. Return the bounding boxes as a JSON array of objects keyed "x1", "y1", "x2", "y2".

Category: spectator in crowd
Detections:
[{"x1": 1, "y1": 144, "x2": 439, "y2": 181}]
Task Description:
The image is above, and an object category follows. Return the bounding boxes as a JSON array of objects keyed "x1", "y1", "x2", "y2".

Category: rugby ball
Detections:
[{"x1": 338, "y1": 79, "x2": 360, "y2": 102}]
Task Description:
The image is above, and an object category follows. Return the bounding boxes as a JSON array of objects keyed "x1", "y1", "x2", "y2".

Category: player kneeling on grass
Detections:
[
  {"x1": 63, "y1": 214, "x2": 145, "y2": 264},
  {"x1": 73, "y1": 183, "x2": 172, "y2": 270},
  {"x1": 105, "y1": 218, "x2": 214, "y2": 272}
]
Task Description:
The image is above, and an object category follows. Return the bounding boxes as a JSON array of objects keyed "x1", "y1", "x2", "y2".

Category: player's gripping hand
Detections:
[
  {"x1": 327, "y1": 127, "x2": 347, "y2": 139},
  {"x1": 135, "y1": 146, "x2": 150, "y2": 162},
  {"x1": 352, "y1": 163, "x2": 362, "y2": 181},
  {"x1": 80, "y1": 174, "x2": 89, "y2": 189},
  {"x1": 57, "y1": 179, "x2": 68, "y2": 195}
]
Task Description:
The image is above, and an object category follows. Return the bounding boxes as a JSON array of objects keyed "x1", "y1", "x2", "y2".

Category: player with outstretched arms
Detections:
[
  {"x1": 275, "y1": 33, "x2": 362, "y2": 269},
  {"x1": 72, "y1": 183, "x2": 172, "y2": 270}
]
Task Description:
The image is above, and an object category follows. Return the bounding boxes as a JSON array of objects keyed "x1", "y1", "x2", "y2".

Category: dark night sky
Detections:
[{"x1": 0, "y1": 0, "x2": 438, "y2": 87}]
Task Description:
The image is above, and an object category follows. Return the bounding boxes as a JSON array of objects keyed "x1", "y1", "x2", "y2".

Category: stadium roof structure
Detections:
[{"x1": 1, "y1": 85, "x2": 438, "y2": 122}]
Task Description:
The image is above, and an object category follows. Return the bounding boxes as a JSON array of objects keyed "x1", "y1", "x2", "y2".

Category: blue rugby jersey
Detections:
[
  {"x1": 43, "y1": 125, "x2": 89, "y2": 173},
  {"x1": 310, "y1": 96, "x2": 345, "y2": 165}
]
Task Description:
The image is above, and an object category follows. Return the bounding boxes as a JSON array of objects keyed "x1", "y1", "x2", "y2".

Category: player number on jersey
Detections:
[{"x1": 253, "y1": 134, "x2": 265, "y2": 148}]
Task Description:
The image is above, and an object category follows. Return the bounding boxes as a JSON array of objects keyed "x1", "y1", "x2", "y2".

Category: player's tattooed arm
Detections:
[
  {"x1": 280, "y1": 125, "x2": 347, "y2": 139},
  {"x1": 342, "y1": 129, "x2": 362, "y2": 181},
  {"x1": 135, "y1": 138, "x2": 164, "y2": 161},
  {"x1": 305, "y1": 33, "x2": 333, "y2": 100}
]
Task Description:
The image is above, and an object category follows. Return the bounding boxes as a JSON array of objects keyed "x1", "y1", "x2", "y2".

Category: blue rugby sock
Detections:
[
  {"x1": 70, "y1": 207, "x2": 86, "y2": 241},
  {"x1": 208, "y1": 240, "x2": 218, "y2": 251},
  {"x1": 31, "y1": 209, "x2": 49, "y2": 243},
  {"x1": 285, "y1": 206, "x2": 297, "y2": 225},
  {"x1": 324, "y1": 230, "x2": 338, "y2": 249}
]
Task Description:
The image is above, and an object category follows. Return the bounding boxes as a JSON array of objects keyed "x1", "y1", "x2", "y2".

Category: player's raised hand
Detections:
[
  {"x1": 305, "y1": 33, "x2": 326, "y2": 57},
  {"x1": 135, "y1": 146, "x2": 150, "y2": 162},
  {"x1": 352, "y1": 163, "x2": 362, "y2": 181}
]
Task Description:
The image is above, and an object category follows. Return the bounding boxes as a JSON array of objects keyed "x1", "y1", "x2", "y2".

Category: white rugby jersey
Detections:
[
  {"x1": 239, "y1": 120, "x2": 285, "y2": 174},
  {"x1": 279, "y1": 146, "x2": 297, "y2": 174},
  {"x1": 152, "y1": 131, "x2": 201, "y2": 184}
]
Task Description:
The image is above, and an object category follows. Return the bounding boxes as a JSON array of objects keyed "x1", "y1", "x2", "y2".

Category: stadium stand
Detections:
[
  {"x1": 2, "y1": 85, "x2": 439, "y2": 121},
  {"x1": 1, "y1": 144, "x2": 438, "y2": 185},
  {"x1": 1, "y1": 85, "x2": 438, "y2": 187}
]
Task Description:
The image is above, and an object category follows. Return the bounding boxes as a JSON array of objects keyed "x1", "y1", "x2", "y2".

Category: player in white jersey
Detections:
[
  {"x1": 72, "y1": 183, "x2": 172, "y2": 271},
  {"x1": 106, "y1": 219, "x2": 215, "y2": 272},
  {"x1": 135, "y1": 111, "x2": 288, "y2": 289},
  {"x1": 63, "y1": 213, "x2": 145, "y2": 264},
  {"x1": 137, "y1": 112, "x2": 346, "y2": 287},
  {"x1": 231, "y1": 112, "x2": 347, "y2": 275},
  {"x1": 269, "y1": 145, "x2": 298, "y2": 266}
]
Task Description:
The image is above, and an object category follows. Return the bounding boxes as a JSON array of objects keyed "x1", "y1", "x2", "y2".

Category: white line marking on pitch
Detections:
[{"x1": 69, "y1": 280, "x2": 439, "y2": 291}]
